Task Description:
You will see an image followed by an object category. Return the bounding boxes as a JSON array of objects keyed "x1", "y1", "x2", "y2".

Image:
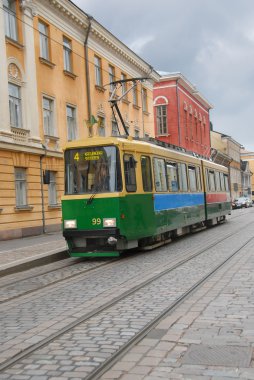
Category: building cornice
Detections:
[
  {"x1": 90, "y1": 21, "x2": 160, "y2": 82},
  {"x1": 0, "y1": 141, "x2": 63, "y2": 157},
  {"x1": 48, "y1": 0, "x2": 89, "y2": 29},
  {"x1": 158, "y1": 72, "x2": 213, "y2": 109},
  {"x1": 42, "y1": 0, "x2": 160, "y2": 83}
]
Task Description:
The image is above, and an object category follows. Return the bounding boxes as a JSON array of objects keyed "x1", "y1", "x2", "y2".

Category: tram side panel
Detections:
[
  {"x1": 201, "y1": 160, "x2": 231, "y2": 224},
  {"x1": 153, "y1": 192, "x2": 206, "y2": 234},
  {"x1": 118, "y1": 193, "x2": 156, "y2": 241}
]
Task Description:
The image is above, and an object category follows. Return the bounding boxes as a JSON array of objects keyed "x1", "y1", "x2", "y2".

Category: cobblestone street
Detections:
[{"x1": 0, "y1": 209, "x2": 254, "y2": 379}]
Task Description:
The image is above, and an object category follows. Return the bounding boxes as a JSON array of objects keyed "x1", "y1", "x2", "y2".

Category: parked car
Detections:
[{"x1": 232, "y1": 197, "x2": 252, "y2": 209}]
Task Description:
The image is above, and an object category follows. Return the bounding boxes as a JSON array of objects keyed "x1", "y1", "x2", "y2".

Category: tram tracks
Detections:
[
  {"x1": 88, "y1": 234, "x2": 254, "y2": 380},
  {"x1": 0, "y1": 211, "x2": 252, "y2": 305},
  {"x1": 0, "y1": 258, "x2": 120, "y2": 303},
  {"x1": 0, "y1": 214, "x2": 251, "y2": 305},
  {"x1": 1, "y1": 221, "x2": 254, "y2": 376}
]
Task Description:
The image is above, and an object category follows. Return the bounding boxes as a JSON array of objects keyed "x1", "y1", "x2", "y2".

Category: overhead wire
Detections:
[
  {"x1": 1, "y1": 5, "x2": 210, "y2": 138},
  {"x1": 0, "y1": 4, "x2": 156, "y2": 103}
]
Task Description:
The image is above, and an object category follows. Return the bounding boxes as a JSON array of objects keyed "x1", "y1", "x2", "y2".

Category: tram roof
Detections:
[{"x1": 64, "y1": 136, "x2": 228, "y2": 171}]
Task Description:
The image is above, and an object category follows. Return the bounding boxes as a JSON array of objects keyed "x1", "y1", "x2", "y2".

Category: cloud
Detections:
[
  {"x1": 128, "y1": 35, "x2": 155, "y2": 55},
  {"x1": 73, "y1": 0, "x2": 254, "y2": 150}
]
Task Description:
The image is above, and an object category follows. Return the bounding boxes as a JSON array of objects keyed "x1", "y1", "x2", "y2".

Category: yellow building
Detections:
[
  {"x1": 210, "y1": 131, "x2": 242, "y2": 199},
  {"x1": 0, "y1": 0, "x2": 160, "y2": 240},
  {"x1": 241, "y1": 149, "x2": 254, "y2": 201}
]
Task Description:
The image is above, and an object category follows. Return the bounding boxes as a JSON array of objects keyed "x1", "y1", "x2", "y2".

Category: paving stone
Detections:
[{"x1": 1, "y1": 214, "x2": 254, "y2": 380}]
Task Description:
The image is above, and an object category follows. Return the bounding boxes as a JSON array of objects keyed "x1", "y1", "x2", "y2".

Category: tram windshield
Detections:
[{"x1": 64, "y1": 146, "x2": 122, "y2": 194}]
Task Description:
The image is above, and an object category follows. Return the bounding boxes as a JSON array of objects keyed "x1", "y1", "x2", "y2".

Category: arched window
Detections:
[
  {"x1": 154, "y1": 96, "x2": 168, "y2": 136},
  {"x1": 8, "y1": 63, "x2": 23, "y2": 129}
]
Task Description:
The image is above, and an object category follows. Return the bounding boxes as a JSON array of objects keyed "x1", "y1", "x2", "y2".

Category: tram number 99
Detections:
[{"x1": 92, "y1": 218, "x2": 101, "y2": 226}]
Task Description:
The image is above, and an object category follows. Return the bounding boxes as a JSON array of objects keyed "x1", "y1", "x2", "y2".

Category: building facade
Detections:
[
  {"x1": 210, "y1": 131, "x2": 243, "y2": 200},
  {"x1": 0, "y1": 0, "x2": 159, "y2": 240},
  {"x1": 153, "y1": 73, "x2": 213, "y2": 158},
  {"x1": 240, "y1": 149, "x2": 254, "y2": 201}
]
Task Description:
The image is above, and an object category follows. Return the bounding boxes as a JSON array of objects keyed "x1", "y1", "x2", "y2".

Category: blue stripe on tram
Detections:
[{"x1": 154, "y1": 193, "x2": 205, "y2": 212}]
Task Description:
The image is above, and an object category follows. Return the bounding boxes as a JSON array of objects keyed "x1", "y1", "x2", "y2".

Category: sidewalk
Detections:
[
  {"x1": 0, "y1": 232, "x2": 68, "y2": 275},
  {"x1": 102, "y1": 231, "x2": 254, "y2": 379}
]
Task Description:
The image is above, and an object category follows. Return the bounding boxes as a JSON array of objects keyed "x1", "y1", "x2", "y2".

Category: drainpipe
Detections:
[
  {"x1": 84, "y1": 15, "x2": 93, "y2": 123},
  {"x1": 176, "y1": 79, "x2": 181, "y2": 146},
  {"x1": 141, "y1": 87, "x2": 145, "y2": 137},
  {"x1": 40, "y1": 145, "x2": 47, "y2": 234},
  {"x1": 208, "y1": 108, "x2": 212, "y2": 159}
]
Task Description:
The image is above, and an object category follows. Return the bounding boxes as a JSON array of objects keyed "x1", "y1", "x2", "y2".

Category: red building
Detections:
[{"x1": 153, "y1": 73, "x2": 213, "y2": 158}]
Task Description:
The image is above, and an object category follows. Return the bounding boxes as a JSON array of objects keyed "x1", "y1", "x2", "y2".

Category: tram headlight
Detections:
[
  {"x1": 103, "y1": 218, "x2": 116, "y2": 227},
  {"x1": 64, "y1": 219, "x2": 77, "y2": 229}
]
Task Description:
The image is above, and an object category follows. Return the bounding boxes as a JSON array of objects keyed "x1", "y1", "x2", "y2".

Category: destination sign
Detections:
[{"x1": 73, "y1": 150, "x2": 104, "y2": 161}]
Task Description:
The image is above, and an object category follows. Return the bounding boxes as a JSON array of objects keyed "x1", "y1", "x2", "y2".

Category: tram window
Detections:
[
  {"x1": 166, "y1": 162, "x2": 179, "y2": 192},
  {"x1": 124, "y1": 154, "x2": 137, "y2": 192},
  {"x1": 215, "y1": 171, "x2": 221, "y2": 191},
  {"x1": 178, "y1": 163, "x2": 188, "y2": 191},
  {"x1": 208, "y1": 170, "x2": 216, "y2": 191},
  {"x1": 64, "y1": 146, "x2": 122, "y2": 194},
  {"x1": 196, "y1": 167, "x2": 201, "y2": 191},
  {"x1": 224, "y1": 174, "x2": 229, "y2": 191},
  {"x1": 153, "y1": 158, "x2": 167, "y2": 192},
  {"x1": 220, "y1": 172, "x2": 225, "y2": 191},
  {"x1": 141, "y1": 156, "x2": 152, "y2": 192},
  {"x1": 188, "y1": 166, "x2": 197, "y2": 192}
]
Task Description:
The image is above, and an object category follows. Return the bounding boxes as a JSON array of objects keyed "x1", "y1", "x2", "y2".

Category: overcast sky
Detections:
[{"x1": 74, "y1": 0, "x2": 254, "y2": 151}]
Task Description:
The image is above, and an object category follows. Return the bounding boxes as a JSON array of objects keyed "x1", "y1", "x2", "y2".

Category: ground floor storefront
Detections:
[{"x1": 0, "y1": 146, "x2": 63, "y2": 240}]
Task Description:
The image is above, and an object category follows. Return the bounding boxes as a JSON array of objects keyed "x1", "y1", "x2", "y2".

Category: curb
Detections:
[{"x1": 0, "y1": 249, "x2": 69, "y2": 277}]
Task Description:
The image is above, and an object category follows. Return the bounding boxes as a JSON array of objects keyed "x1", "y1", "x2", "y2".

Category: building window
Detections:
[
  {"x1": 39, "y1": 21, "x2": 49, "y2": 60},
  {"x1": 9, "y1": 83, "x2": 22, "y2": 128},
  {"x1": 156, "y1": 105, "x2": 167, "y2": 135},
  {"x1": 63, "y1": 37, "x2": 72, "y2": 72},
  {"x1": 184, "y1": 110, "x2": 187, "y2": 137},
  {"x1": 142, "y1": 88, "x2": 148, "y2": 112},
  {"x1": 108, "y1": 65, "x2": 115, "y2": 93},
  {"x1": 15, "y1": 168, "x2": 27, "y2": 207},
  {"x1": 133, "y1": 85, "x2": 138, "y2": 106},
  {"x1": 4, "y1": 0, "x2": 17, "y2": 41},
  {"x1": 189, "y1": 114, "x2": 193, "y2": 140},
  {"x1": 195, "y1": 119, "x2": 198, "y2": 141},
  {"x1": 48, "y1": 172, "x2": 57, "y2": 205},
  {"x1": 121, "y1": 73, "x2": 127, "y2": 98},
  {"x1": 66, "y1": 105, "x2": 77, "y2": 141},
  {"x1": 111, "y1": 120, "x2": 118, "y2": 136},
  {"x1": 98, "y1": 116, "x2": 105, "y2": 136},
  {"x1": 94, "y1": 56, "x2": 102, "y2": 86},
  {"x1": 43, "y1": 97, "x2": 54, "y2": 136},
  {"x1": 134, "y1": 129, "x2": 139, "y2": 138}
]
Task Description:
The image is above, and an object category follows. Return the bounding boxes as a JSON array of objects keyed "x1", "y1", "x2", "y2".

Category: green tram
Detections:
[{"x1": 62, "y1": 136, "x2": 231, "y2": 257}]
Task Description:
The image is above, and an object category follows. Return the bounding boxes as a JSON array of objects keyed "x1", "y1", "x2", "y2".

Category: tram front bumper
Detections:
[{"x1": 63, "y1": 228, "x2": 121, "y2": 253}]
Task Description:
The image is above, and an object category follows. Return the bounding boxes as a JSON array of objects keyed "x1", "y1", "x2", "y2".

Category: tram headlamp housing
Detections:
[
  {"x1": 64, "y1": 219, "x2": 77, "y2": 229},
  {"x1": 103, "y1": 218, "x2": 116, "y2": 228}
]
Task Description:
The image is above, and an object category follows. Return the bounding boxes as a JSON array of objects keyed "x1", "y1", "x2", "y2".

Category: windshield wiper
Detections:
[{"x1": 86, "y1": 186, "x2": 101, "y2": 205}]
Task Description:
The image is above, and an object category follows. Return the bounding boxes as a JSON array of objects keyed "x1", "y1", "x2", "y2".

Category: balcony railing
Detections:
[{"x1": 11, "y1": 127, "x2": 30, "y2": 143}]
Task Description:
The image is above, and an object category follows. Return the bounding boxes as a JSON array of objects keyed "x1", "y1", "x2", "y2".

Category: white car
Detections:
[{"x1": 232, "y1": 197, "x2": 252, "y2": 209}]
